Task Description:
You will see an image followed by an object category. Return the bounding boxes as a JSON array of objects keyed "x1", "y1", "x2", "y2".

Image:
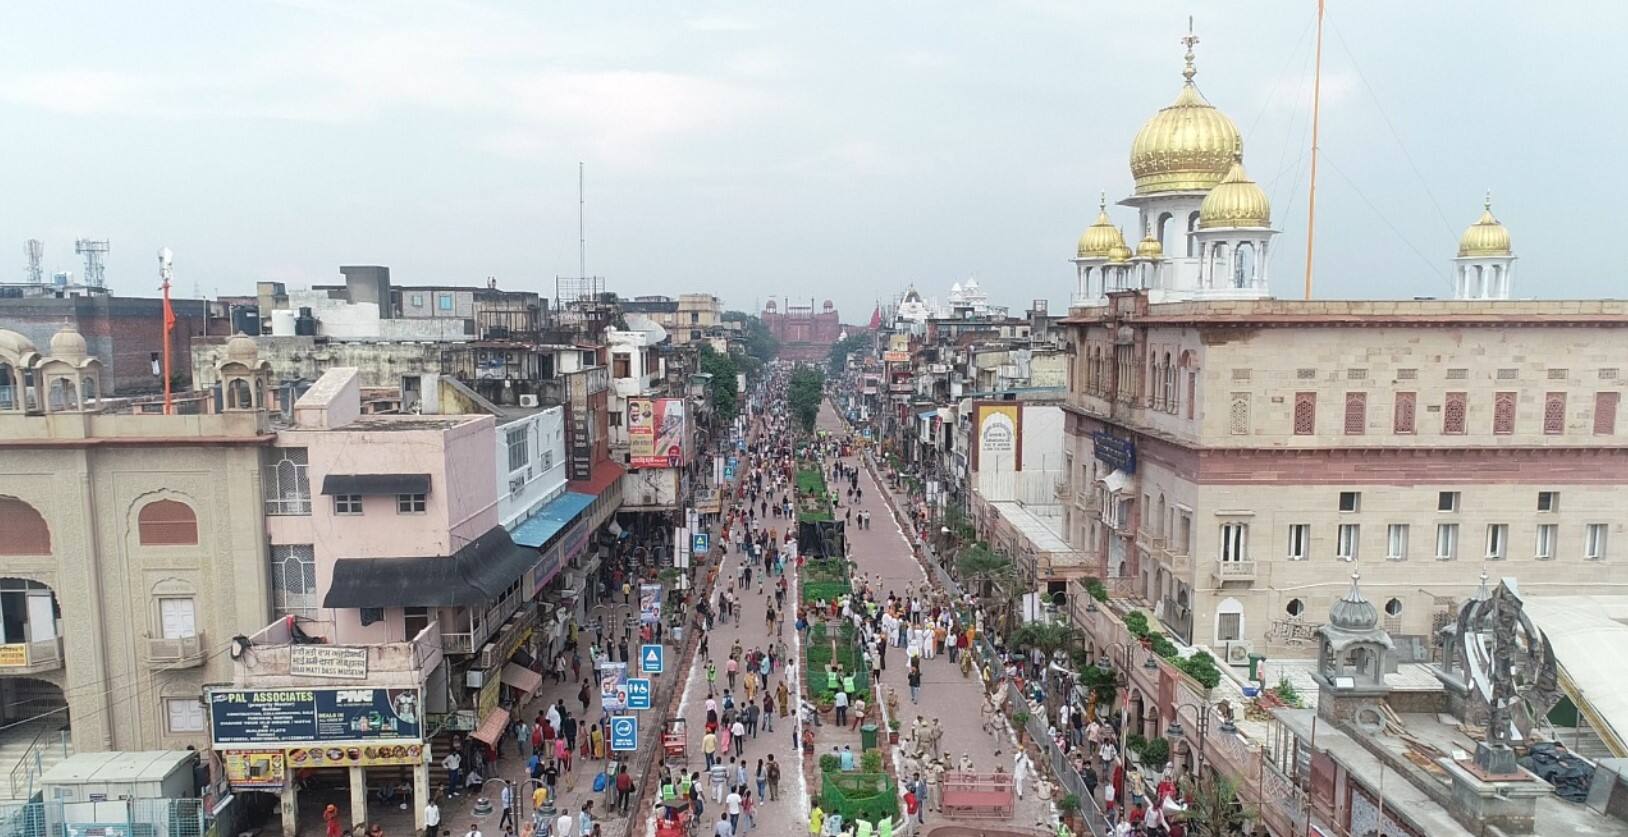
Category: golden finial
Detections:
[
  {"x1": 1181, "y1": 16, "x2": 1200, "y2": 83},
  {"x1": 1484, "y1": 189, "x2": 1493, "y2": 211},
  {"x1": 1098, "y1": 191, "x2": 1107, "y2": 211}
]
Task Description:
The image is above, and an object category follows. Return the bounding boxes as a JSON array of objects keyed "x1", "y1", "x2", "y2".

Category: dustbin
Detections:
[
  {"x1": 860, "y1": 723, "x2": 879, "y2": 752},
  {"x1": 1248, "y1": 652, "x2": 1267, "y2": 681}
]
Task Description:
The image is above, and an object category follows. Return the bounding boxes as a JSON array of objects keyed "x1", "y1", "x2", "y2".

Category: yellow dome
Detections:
[
  {"x1": 1458, "y1": 193, "x2": 1511, "y2": 257},
  {"x1": 1107, "y1": 235, "x2": 1134, "y2": 264},
  {"x1": 1198, "y1": 156, "x2": 1270, "y2": 229},
  {"x1": 1135, "y1": 229, "x2": 1163, "y2": 260},
  {"x1": 1129, "y1": 43, "x2": 1241, "y2": 195},
  {"x1": 1077, "y1": 193, "x2": 1127, "y2": 259}
]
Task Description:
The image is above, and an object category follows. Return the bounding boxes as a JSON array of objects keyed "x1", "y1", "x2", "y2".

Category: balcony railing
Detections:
[
  {"x1": 442, "y1": 584, "x2": 525, "y2": 656},
  {"x1": 1074, "y1": 489, "x2": 1099, "y2": 512},
  {"x1": 0, "y1": 638, "x2": 64, "y2": 675},
  {"x1": 1158, "y1": 545, "x2": 1193, "y2": 574},
  {"x1": 146, "y1": 632, "x2": 206, "y2": 668},
  {"x1": 1213, "y1": 559, "x2": 1257, "y2": 583}
]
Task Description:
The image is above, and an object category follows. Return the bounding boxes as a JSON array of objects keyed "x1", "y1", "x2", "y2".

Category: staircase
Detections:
[{"x1": 0, "y1": 718, "x2": 72, "y2": 801}]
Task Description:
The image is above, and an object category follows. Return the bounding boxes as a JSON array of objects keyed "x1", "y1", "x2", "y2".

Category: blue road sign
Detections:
[
  {"x1": 610, "y1": 716, "x2": 638, "y2": 752},
  {"x1": 627, "y1": 678, "x2": 652, "y2": 710},
  {"x1": 692, "y1": 532, "x2": 710, "y2": 554},
  {"x1": 724, "y1": 466, "x2": 736, "y2": 480},
  {"x1": 641, "y1": 644, "x2": 665, "y2": 675}
]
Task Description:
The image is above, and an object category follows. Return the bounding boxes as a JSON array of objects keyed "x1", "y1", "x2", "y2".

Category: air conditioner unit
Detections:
[
  {"x1": 519, "y1": 394, "x2": 540, "y2": 408},
  {"x1": 465, "y1": 669, "x2": 486, "y2": 689},
  {"x1": 1224, "y1": 640, "x2": 1253, "y2": 666}
]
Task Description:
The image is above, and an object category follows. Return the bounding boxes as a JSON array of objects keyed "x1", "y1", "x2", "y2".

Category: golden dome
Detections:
[
  {"x1": 1135, "y1": 229, "x2": 1164, "y2": 260},
  {"x1": 1458, "y1": 193, "x2": 1511, "y2": 257},
  {"x1": 1198, "y1": 155, "x2": 1270, "y2": 229},
  {"x1": 1107, "y1": 234, "x2": 1134, "y2": 264},
  {"x1": 1129, "y1": 41, "x2": 1242, "y2": 195},
  {"x1": 1077, "y1": 193, "x2": 1127, "y2": 259}
]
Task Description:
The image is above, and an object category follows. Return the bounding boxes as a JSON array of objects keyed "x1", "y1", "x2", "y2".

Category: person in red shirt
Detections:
[{"x1": 903, "y1": 790, "x2": 919, "y2": 819}]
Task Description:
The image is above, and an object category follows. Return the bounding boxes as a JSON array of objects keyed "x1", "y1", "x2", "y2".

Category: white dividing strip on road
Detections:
[{"x1": 784, "y1": 535, "x2": 813, "y2": 818}]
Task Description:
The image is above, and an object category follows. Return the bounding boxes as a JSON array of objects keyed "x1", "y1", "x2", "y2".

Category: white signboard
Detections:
[{"x1": 289, "y1": 645, "x2": 370, "y2": 679}]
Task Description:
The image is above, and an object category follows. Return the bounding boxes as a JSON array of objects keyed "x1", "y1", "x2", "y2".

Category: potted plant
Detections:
[
  {"x1": 1011, "y1": 709, "x2": 1031, "y2": 744},
  {"x1": 887, "y1": 718, "x2": 901, "y2": 744},
  {"x1": 860, "y1": 750, "x2": 884, "y2": 775},
  {"x1": 1058, "y1": 793, "x2": 1083, "y2": 833},
  {"x1": 819, "y1": 753, "x2": 842, "y2": 774}
]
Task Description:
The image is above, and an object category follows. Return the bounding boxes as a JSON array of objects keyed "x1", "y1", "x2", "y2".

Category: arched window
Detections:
[
  {"x1": 47, "y1": 378, "x2": 77, "y2": 412},
  {"x1": 0, "y1": 363, "x2": 16, "y2": 411},
  {"x1": 226, "y1": 378, "x2": 254, "y2": 409},
  {"x1": 1156, "y1": 212, "x2": 1173, "y2": 253},
  {"x1": 1162, "y1": 351, "x2": 1175, "y2": 410},
  {"x1": 0, "y1": 497, "x2": 51, "y2": 555},
  {"x1": 1234, "y1": 242, "x2": 1256, "y2": 288},
  {"x1": 81, "y1": 376, "x2": 97, "y2": 405},
  {"x1": 1186, "y1": 212, "x2": 1200, "y2": 257},
  {"x1": 138, "y1": 500, "x2": 199, "y2": 546}
]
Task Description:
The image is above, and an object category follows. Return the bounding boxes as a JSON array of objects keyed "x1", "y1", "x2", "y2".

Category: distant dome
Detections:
[
  {"x1": 823, "y1": 299, "x2": 834, "y2": 310},
  {"x1": 1329, "y1": 573, "x2": 1380, "y2": 633},
  {"x1": 225, "y1": 333, "x2": 259, "y2": 365},
  {"x1": 1458, "y1": 193, "x2": 1512, "y2": 257},
  {"x1": 765, "y1": 300, "x2": 778, "y2": 311},
  {"x1": 49, "y1": 324, "x2": 88, "y2": 362},
  {"x1": 903, "y1": 287, "x2": 923, "y2": 303},
  {"x1": 0, "y1": 329, "x2": 38, "y2": 358}
]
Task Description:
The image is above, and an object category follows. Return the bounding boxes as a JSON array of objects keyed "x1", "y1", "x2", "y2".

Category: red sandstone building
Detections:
[{"x1": 762, "y1": 298, "x2": 843, "y2": 361}]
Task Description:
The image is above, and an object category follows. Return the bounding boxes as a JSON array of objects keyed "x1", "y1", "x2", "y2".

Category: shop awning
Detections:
[
  {"x1": 510, "y1": 491, "x2": 597, "y2": 548},
  {"x1": 322, "y1": 525, "x2": 538, "y2": 608},
  {"x1": 501, "y1": 663, "x2": 543, "y2": 697},
  {"x1": 1098, "y1": 469, "x2": 1130, "y2": 495},
  {"x1": 470, "y1": 707, "x2": 512, "y2": 747},
  {"x1": 568, "y1": 460, "x2": 625, "y2": 497},
  {"x1": 320, "y1": 473, "x2": 431, "y2": 496}
]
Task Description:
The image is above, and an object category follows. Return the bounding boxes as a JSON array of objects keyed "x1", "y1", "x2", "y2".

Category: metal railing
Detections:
[
  {"x1": 7, "y1": 724, "x2": 69, "y2": 799},
  {"x1": 0, "y1": 797, "x2": 204, "y2": 837}
]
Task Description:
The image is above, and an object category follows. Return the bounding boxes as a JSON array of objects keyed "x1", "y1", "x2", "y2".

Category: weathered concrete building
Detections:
[{"x1": 0, "y1": 294, "x2": 209, "y2": 395}]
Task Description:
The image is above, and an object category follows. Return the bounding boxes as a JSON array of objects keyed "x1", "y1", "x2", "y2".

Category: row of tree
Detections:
[{"x1": 789, "y1": 367, "x2": 825, "y2": 432}]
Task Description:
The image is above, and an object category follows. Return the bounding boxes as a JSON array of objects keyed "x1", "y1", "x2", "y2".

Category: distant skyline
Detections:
[{"x1": 1, "y1": 1, "x2": 1622, "y2": 320}]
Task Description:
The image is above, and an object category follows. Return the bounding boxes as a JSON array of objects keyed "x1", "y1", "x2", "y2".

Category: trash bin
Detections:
[
  {"x1": 1248, "y1": 653, "x2": 1267, "y2": 681},
  {"x1": 860, "y1": 723, "x2": 879, "y2": 752}
]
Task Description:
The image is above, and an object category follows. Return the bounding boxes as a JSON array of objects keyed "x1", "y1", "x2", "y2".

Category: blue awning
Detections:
[
  {"x1": 510, "y1": 491, "x2": 597, "y2": 548},
  {"x1": 917, "y1": 410, "x2": 937, "y2": 420}
]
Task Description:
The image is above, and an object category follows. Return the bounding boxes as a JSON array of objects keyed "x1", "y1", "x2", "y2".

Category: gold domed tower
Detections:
[
  {"x1": 1189, "y1": 148, "x2": 1276, "y2": 296},
  {"x1": 1073, "y1": 194, "x2": 1135, "y2": 304},
  {"x1": 1453, "y1": 192, "x2": 1516, "y2": 300},
  {"x1": 1077, "y1": 193, "x2": 1127, "y2": 259},
  {"x1": 1116, "y1": 24, "x2": 1253, "y2": 297}
]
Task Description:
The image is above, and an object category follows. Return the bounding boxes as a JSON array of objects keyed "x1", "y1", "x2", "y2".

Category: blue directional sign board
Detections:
[
  {"x1": 610, "y1": 716, "x2": 638, "y2": 752},
  {"x1": 724, "y1": 466, "x2": 736, "y2": 480},
  {"x1": 627, "y1": 678, "x2": 652, "y2": 710},
  {"x1": 641, "y1": 644, "x2": 665, "y2": 675},
  {"x1": 692, "y1": 532, "x2": 710, "y2": 554}
]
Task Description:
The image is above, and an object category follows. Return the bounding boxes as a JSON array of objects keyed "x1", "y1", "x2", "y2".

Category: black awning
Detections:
[
  {"x1": 322, "y1": 525, "x2": 537, "y2": 608},
  {"x1": 320, "y1": 473, "x2": 432, "y2": 496}
]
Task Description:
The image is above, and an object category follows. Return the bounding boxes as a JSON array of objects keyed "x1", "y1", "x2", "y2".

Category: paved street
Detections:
[{"x1": 813, "y1": 401, "x2": 1052, "y2": 832}]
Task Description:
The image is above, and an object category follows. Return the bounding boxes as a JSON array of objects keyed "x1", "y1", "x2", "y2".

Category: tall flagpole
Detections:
[
  {"x1": 159, "y1": 248, "x2": 175, "y2": 415},
  {"x1": 1303, "y1": 0, "x2": 1326, "y2": 300}
]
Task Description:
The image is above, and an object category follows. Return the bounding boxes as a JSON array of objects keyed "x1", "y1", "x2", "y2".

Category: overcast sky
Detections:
[{"x1": 1, "y1": 1, "x2": 1622, "y2": 320}]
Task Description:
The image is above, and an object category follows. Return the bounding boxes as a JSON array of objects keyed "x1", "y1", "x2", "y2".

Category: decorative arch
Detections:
[
  {"x1": 0, "y1": 496, "x2": 51, "y2": 555},
  {"x1": 1186, "y1": 212, "x2": 1200, "y2": 257},
  {"x1": 0, "y1": 363, "x2": 16, "y2": 411},
  {"x1": 226, "y1": 378, "x2": 254, "y2": 409},
  {"x1": 47, "y1": 377, "x2": 78, "y2": 412},
  {"x1": 137, "y1": 498, "x2": 199, "y2": 546},
  {"x1": 1156, "y1": 212, "x2": 1174, "y2": 253},
  {"x1": 1234, "y1": 242, "x2": 1256, "y2": 288}
]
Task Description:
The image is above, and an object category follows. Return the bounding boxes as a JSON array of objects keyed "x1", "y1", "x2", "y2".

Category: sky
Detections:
[{"x1": 1, "y1": 1, "x2": 1623, "y2": 321}]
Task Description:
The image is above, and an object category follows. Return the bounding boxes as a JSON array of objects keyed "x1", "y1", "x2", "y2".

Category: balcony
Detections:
[
  {"x1": 1158, "y1": 545, "x2": 1193, "y2": 574},
  {"x1": 1212, "y1": 559, "x2": 1257, "y2": 584},
  {"x1": 233, "y1": 620, "x2": 443, "y2": 689},
  {"x1": 442, "y1": 583, "x2": 525, "y2": 656},
  {"x1": 1135, "y1": 531, "x2": 1166, "y2": 554},
  {"x1": 0, "y1": 638, "x2": 64, "y2": 675},
  {"x1": 1073, "y1": 489, "x2": 1099, "y2": 513},
  {"x1": 146, "y1": 632, "x2": 207, "y2": 668}
]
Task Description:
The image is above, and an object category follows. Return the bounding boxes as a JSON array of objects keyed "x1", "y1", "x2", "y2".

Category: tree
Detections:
[
  {"x1": 723, "y1": 310, "x2": 780, "y2": 363},
  {"x1": 956, "y1": 542, "x2": 1016, "y2": 597},
  {"x1": 788, "y1": 367, "x2": 825, "y2": 432},
  {"x1": 698, "y1": 345, "x2": 741, "y2": 423},
  {"x1": 1008, "y1": 621, "x2": 1081, "y2": 660},
  {"x1": 1178, "y1": 774, "x2": 1255, "y2": 836}
]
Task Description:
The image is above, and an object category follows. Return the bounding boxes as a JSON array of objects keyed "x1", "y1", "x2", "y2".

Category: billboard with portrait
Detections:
[{"x1": 628, "y1": 397, "x2": 688, "y2": 468}]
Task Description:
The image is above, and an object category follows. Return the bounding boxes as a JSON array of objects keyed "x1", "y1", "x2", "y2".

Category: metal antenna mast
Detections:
[
  {"x1": 24, "y1": 240, "x2": 43, "y2": 284},
  {"x1": 578, "y1": 162, "x2": 586, "y2": 280},
  {"x1": 75, "y1": 238, "x2": 110, "y2": 287}
]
